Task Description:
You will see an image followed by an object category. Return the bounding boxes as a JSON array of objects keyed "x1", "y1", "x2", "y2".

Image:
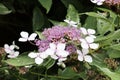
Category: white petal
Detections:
[
  {"x1": 85, "y1": 36, "x2": 94, "y2": 43},
  {"x1": 49, "y1": 43, "x2": 56, "y2": 50},
  {"x1": 97, "y1": 2, "x2": 103, "y2": 5},
  {"x1": 64, "y1": 19, "x2": 69, "y2": 23},
  {"x1": 87, "y1": 29, "x2": 95, "y2": 34},
  {"x1": 79, "y1": 39, "x2": 86, "y2": 43},
  {"x1": 10, "y1": 45, "x2": 15, "y2": 50},
  {"x1": 89, "y1": 35, "x2": 96, "y2": 38},
  {"x1": 82, "y1": 49, "x2": 89, "y2": 55},
  {"x1": 45, "y1": 48, "x2": 55, "y2": 55},
  {"x1": 57, "y1": 62, "x2": 66, "y2": 68},
  {"x1": 50, "y1": 55, "x2": 58, "y2": 60},
  {"x1": 70, "y1": 21, "x2": 77, "y2": 25},
  {"x1": 28, "y1": 33, "x2": 37, "y2": 41},
  {"x1": 89, "y1": 43, "x2": 99, "y2": 49},
  {"x1": 77, "y1": 50, "x2": 82, "y2": 55},
  {"x1": 7, "y1": 51, "x2": 19, "y2": 58},
  {"x1": 18, "y1": 38, "x2": 27, "y2": 42},
  {"x1": 58, "y1": 57, "x2": 67, "y2": 62},
  {"x1": 14, "y1": 51, "x2": 19, "y2": 57},
  {"x1": 28, "y1": 52, "x2": 37, "y2": 58},
  {"x1": 72, "y1": 24, "x2": 77, "y2": 27},
  {"x1": 80, "y1": 27, "x2": 87, "y2": 35},
  {"x1": 56, "y1": 50, "x2": 69, "y2": 57},
  {"x1": 78, "y1": 55, "x2": 83, "y2": 61},
  {"x1": 40, "y1": 52, "x2": 48, "y2": 59},
  {"x1": 4, "y1": 44, "x2": 12, "y2": 53},
  {"x1": 90, "y1": 0, "x2": 97, "y2": 3},
  {"x1": 35, "y1": 57, "x2": 43, "y2": 64},
  {"x1": 20, "y1": 31, "x2": 29, "y2": 38},
  {"x1": 84, "y1": 55, "x2": 92, "y2": 63},
  {"x1": 57, "y1": 43, "x2": 66, "y2": 51},
  {"x1": 81, "y1": 42, "x2": 89, "y2": 49}
]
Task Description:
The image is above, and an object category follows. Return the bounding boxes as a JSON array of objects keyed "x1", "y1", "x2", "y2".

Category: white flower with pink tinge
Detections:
[
  {"x1": 45, "y1": 43, "x2": 69, "y2": 64},
  {"x1": 80, "y1": 27, "x2": 96, "y2": 38},
  {"x1": 64, "y1": 19, "x2": 77, "y2": 27},
  {"x1": 77, "y1": 49, "x2": 92, "y2": 63},
  {"x1": 19, "y1": 31, "x2": 37, "y2": 42},
  {"x1": 80, "y1": 36, "x2": 99, "y2": 49},
  {"x1": 28, "y1": 52, "x2": 48, "y2": 65},
  {"x1": 90, "y1": 0, "x2": 105, "y2": 5},
  {"x1": 4, "y1": 41, "x2": 19, "y2": 58}
]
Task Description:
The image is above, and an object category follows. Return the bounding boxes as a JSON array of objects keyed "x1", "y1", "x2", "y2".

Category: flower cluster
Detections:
[
  {"x1": 90, "y1": 0, "x2": 105, "y2": 5},
  {"x1": 4, "y1": 20, "x2": 99, "y2": 68},
  {"x1": 24, "y1": 20, "x2": 99, "y2": 67},
  {"x1": 4, "y1": 41, "x2": 19, "y2": 58}
]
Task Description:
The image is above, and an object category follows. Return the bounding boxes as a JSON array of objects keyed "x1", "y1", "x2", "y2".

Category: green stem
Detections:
[{"x1": 30, "y1": 71, "x2": 70, "y2": 79}]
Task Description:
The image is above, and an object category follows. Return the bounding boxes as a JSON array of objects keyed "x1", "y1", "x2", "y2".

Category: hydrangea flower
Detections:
[
  {"x1": 28, "y1": 52, "x2": 48, "y2": 64},
  {"x1": 80, "y1": 36, "x2": 99, "y2": 49},
  {"x1": 90, "y1": 0, "x2": 105, "y2": 5},
  {"x1": 77, "y1": 49, "x2": 92, "y2": 63},
  {"x1": 42, "y1": 26, "x2": 81, "y2": 41},
  {"x1": 19, "y1": 31, "x2": 37, "y2": 42},
  {"x1": 80, "y1": 27, "x2": 96, "y2": 38},
  {"x1": 64, "y1": 19, "x2": 77, "y2": 27},
  {"x1": 4, "y1": 41, "x2": 19, "y2": 58},
  {"x1": 35, "y1": 39, "x2": 50, "y2": 52},
  {"x1": 45, "y1": 43, "x2": 69, "y2": 62}
]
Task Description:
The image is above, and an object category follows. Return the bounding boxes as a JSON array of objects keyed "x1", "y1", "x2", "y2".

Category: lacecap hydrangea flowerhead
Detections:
[
  {"x1": 23, "y1": 20, "x2": 99, "y2": 67},
  {"x1": 4, "y1": 19, "x2": 99, "y2": 68}
]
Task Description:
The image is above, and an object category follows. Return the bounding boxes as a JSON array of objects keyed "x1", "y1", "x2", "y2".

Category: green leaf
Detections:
[
  {"x1": 0, "y1": 3, "x2": 12, "y2": 15},
  {"x1": 83, "y1": 16, "x2": 97, "y2": 29},
  {"x1": 38, "y1": 0, "x2": 52, "y2": 13},
  {"x1": 66, "y1": 4, "x2": 80, "y2": 23},
  {"x1": 91, "y1": 54, "x2": 120, "y2": 80},
  {"x1": 35, "y1": 31, "x2": 45, "y2": 39},
  {"x1": 42, "y1": 58, "x2": 55, "y2": 69},
  {"x1": 4, "y1": 53, "x2": 34, "y2": 66},
  {"x1": 108, "y1": 49, "x2": 120, "y2": 58},
  {"x1": 109, "y1": 44, "x2": 120, "y2": 51},
  {"x1": 97, "y1": 18, "x2": 114, "y2": 35},
  {"x1": 33, "y1": 7, "x2": 44, "y2": 31},
  {"x1": 60, "y1": 67, "x2": 77, "y2": 79}
]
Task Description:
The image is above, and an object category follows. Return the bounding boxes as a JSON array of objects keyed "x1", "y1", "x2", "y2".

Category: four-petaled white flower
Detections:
[
  {"x1": 45, "y1": 43, "x2": 69, "y2": 62},
  {"x1": 28, "y1": 52, "x2": 48, "y2": 65},
  {"x1": 90, "y1": 0, "x2": 105, "y2": 5},
  {"x1": 80, "y1": 27, "x2": 96, "y2": 38},
  {"x1": 64, "y1": 19, "x2": 77, "y2": 27},
  {"x1": 19, "y1": 31, "x2": 37, "y2": 42},
  {"x1": 4, "y1": 42, "x2": 19, "y2": 58},
  {"x1": 80, "y1": 36, "x2": 99, "y2": 49},
  {"x1": 77, "y1": 49, "x2": 92, "y2": 63}
]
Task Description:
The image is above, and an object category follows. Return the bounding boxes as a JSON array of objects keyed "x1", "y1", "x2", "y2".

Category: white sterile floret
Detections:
[
  {"x1": 19, "y1": 31, "x2": 37, "y2": 42},
  {"x1": 45, "y1": 43, "x2": 69, "y2": 61},
  {"x1": 7, "y1": 51, "x2": 19, "y2": 58},
  {"x1": 4, "y1": 44, "x2": 15, "y2": 53},
  {"x1": 28, "y1": 52, "x2": 48, "y2": 65},
  {"x1": 57, "y1": 61, "x2": 66, "y2": 68},
  {"x1": 80, "y1": 36, "x2": 99, "y2": 49},
  {"x1": 64, "y1": 19, "x2": 77, "y2": 27},
  {"x1": 90, "y1": 0, "x2": 105, "y2": 5},
  {"x1": 80, "y1": 27, "x2": 96, "y2": 38},
  {"x1": 4, "y1": 42, "x2": 19, "y2": 58},
  {"x1": 77, "y1": 49, "x2": 92, "y2": 63}
]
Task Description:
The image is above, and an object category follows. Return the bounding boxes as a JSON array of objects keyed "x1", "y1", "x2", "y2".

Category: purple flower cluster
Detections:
[
  {"x1": 42, "y1": 26, "x2": 81, "y2": 42},
  {"x1": 35, "y1": 39, "x2": 50, "y2": 52},
  {"x1": 66, "y1": 44, "x2": 76, "y2": 54},
  {"x1": 105, "y1": 0, "x2": 120, "y2": 5}
]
